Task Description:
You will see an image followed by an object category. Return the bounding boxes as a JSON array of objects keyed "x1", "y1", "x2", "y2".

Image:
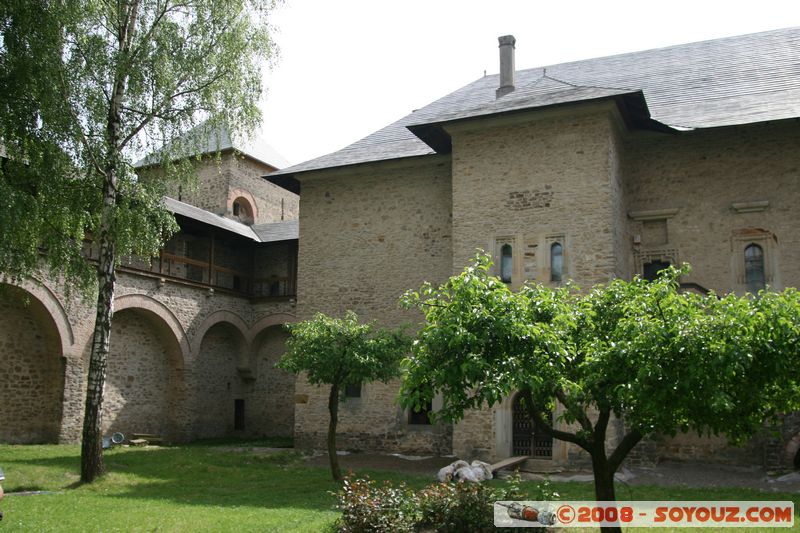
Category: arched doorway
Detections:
[
  {"x1": 511, "y1": 393, "x2": 553, "y2": 458},
  {"x1": 194, "y1": 322, "x2": 248, "y2": 438},
  {"x1": 103, "y1": 307, "x2": 185, "y2": 440},
  {"x1": 0, "y1": 285, "x2": 65, "y2": 443}
]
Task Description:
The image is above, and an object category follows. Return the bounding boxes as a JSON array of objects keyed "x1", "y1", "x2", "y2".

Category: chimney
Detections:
[{"x1": 496, "y1": 35, "x2": 516, "y2": 98}]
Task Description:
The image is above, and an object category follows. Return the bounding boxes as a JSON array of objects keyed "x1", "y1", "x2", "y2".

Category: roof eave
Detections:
[{"x1": 406, "y1": 90, "x2": 682, "y2": 154}]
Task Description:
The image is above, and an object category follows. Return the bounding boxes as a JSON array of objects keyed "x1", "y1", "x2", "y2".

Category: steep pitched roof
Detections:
[
  {"x1": 273, "y1": 27, "x2": 800, "y2": 177},
  {"x1": 136, "y1": 121, "x2": 290, "y2": 169}
]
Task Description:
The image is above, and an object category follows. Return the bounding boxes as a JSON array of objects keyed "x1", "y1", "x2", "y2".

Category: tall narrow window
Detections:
[
  {"x1": 550, "y1": 242, "x2": 563, "y2": 282},
  {"x1": 744, "y1": 243, "x2": 765, "y2": 293},
  {"x1": 501, "y1": 244, "x2": 513, "y2": 284}
]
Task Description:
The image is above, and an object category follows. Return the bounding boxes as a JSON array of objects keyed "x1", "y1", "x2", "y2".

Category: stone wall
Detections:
[
  {"x1": 157, "y1": 151, "x2": 299, "y2": 225},
  {"x1": 625, "y1": 120, "x2": 800, "y2": 294},
  {"x1": 293, "y1": 155, "x2": 453, "y2": 454}
]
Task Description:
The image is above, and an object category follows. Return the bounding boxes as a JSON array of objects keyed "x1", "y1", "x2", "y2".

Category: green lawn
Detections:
[{"x1": 0, "y1": 443, "x2": 797, "y2": 532}]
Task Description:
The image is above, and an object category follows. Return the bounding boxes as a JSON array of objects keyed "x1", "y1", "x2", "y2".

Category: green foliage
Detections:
[
  {"x1": 279, "y1": 311, "x2": 410, "y2": 392},
  {"x1": 0, "y1": 0, "x2": 277, "y2": 292},
  {"x1": 333, "y1": 476, "x2": 417, "y2": 533},
  {"x1": 400, "y1": 252, "x2": 800, "y2": 444},
  {"x1": 332, "y1": 473, "x2": 540, "y2": 533}
]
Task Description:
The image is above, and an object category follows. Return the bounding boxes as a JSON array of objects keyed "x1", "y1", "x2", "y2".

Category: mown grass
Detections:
[{"x1": 0, "y1": 443, "x2": 797, "y2": 532}]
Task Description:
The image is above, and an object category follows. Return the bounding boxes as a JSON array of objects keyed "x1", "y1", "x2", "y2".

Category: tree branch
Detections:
[
  {"x1": 608, "y1": 428, "x2": 643, "y2": 472},
  {"x1": 522, "y1": 389, "x2": 591, "y2": 452},
  {"x1": 556, "y1": 388, "x2": 594, "y2": 434}
]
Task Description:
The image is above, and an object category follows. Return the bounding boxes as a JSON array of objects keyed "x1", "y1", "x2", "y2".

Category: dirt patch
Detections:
[
  {"x1": 301, "y1": 452, "x2": 800, "y2": 492},
  {"x1": 303, "y1": 452, "x2": 455, "y2": 476}
]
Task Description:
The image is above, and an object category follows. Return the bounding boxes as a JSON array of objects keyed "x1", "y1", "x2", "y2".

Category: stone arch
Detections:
[
  {"x1": 14, "y1": 277, "x2": 74, "y2": 356},
  {"x1": 247, "y1": 314, "x2": 297, "y2": 437},
  {"x1": 191, "y1": 310, "x2": 249, "y2": 365},
  {"x1": 104, "y1": 297, "x2": 188, "y2": 441},
  {"x1": 0, "y1": 282, "x2": 66, "y2": 442},
  {"x1": 114, "y1": 294, "x2": 190, "y2": 365},
  {"x1": 193, "y1": 315, "x2": 250, "y2": 438}
]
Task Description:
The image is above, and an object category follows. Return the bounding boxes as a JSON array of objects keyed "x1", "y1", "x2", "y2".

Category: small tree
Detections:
[
  {"x1": 401, "y1": 253, "x2": 800, "y2": 532},
  {"x1": 278, "y1": 311, "x2": 410, "y2": 481}
]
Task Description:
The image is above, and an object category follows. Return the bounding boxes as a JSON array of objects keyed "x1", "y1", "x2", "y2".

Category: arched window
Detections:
[
  {"x1": 231, "y1": 197, "x2": 254, "y2": 225},
  {"x1": 550, "y1": 242, "x2": 563, "y2": 282},
  {"x1": 744, "y1": 243, "x2": 765, "y2": 293},
  {"x1": 500, "y1": 244, "x2": 513, "y2": 284}
]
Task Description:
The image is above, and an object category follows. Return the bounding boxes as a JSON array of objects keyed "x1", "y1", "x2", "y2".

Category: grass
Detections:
[{"x1": 0, "y1": 442, "x2": 797, "y2": 532}]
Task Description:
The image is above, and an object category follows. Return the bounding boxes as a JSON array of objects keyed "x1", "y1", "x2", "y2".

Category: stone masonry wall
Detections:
[
  {"x1": 625, "y1": 120, "x2": 800, "y2": 294},
  {"x1": 293, "y1": 155, "x2": 453, "y2": 454},
  {"x1": 161, "y1": 152, "x2": 299, "y2": 224}
]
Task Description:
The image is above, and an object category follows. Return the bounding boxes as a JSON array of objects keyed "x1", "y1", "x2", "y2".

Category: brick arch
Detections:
[
  {"x1": 114, "y1": 294, "x2": 190, "y2": 365},
  {"x1": 226, "y1": 187, "x2": 258, "y2": 223},
  {"x1": 190, "y1": 310, "x2": 250, "y2": 360},
  {"x1": 9, "y1": 278, "x2": 75, "y2": 357},
  {"x1": 248, "y1": 312, "x2": 296, "y2": 343}
]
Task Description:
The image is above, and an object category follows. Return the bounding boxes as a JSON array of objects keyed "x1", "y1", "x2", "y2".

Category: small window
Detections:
[
  {"x1": 409, "y1": 400, "x2": 432, "y2": 425},
  {"x1": 344, "y1": 382, "x2": 361, "y2": 398},
  {"x1": 500, "y1": 244, "x2": 513, "y2": 284},
  {"x1": 643, "y1": 260, "x2": 670, "y2": 281},
  {"x1": 744, "y1": 244, "x2": 765, "y2": 293},
  {"x1": 550, "y1": 242, "x2": 563, "y2": 282}
]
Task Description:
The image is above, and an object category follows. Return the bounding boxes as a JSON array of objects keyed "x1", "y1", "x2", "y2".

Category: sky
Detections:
[{"x1": 259, "y1": 0, "x2": 800, "y2": 166}]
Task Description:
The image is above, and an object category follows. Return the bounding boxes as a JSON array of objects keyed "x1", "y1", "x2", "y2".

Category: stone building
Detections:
[
  {"x1": 3, "y1": 28, "x2": 799, "y2": 473},
  {"x1": 270, "y1": 28, "x2": 800, "y2": 470},
  {"x1": 0, "y1": 127, "x2": 301, "y2": 444}
]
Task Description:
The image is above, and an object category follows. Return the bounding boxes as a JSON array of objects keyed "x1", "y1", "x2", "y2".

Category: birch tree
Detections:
[{"x1": 0, "y1": 0, "x2": 276, "y2": 482}]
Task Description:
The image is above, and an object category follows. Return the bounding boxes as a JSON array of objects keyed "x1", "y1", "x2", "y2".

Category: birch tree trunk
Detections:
[{"x1": 79, "y1": 1, "x2": 136, "y2": 482}]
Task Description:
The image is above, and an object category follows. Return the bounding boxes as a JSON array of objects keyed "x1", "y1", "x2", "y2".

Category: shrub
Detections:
[
  {"x1": 333, "y1": 470, "x2": 557, "y2": 533},
  {"x1": 333, "y1": 475, "x2": 417, "y2": 533}
]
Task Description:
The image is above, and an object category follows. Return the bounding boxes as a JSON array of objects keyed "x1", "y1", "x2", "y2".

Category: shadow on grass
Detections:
[{"x1": 2, "y1": 444, "x2": 346, "y2": 511}]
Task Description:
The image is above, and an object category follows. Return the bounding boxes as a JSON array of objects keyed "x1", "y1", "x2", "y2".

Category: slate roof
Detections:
[
  {"x1": 136, "y1": 121, "x2": 290, "y2": 169},
  {"x1": 272, "y1": 27, "x2": 800, "y2": 177},
  {"x1": 252, "y1": 219, "x2": 299, "y2": 243}
]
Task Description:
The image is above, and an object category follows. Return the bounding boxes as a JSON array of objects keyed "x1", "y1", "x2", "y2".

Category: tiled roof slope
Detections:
[
  {"x1": 252, "y1": 219, "x2": 299, "y2": 243},
  {"x1": 273, "y1": 27, "x2": 800, "y2": 176}
]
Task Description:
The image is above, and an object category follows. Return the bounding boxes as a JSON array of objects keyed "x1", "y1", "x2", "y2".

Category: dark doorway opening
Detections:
[
  {"x1": 794, "y1": 448, "x2": 800, "y2": 470},
  {"x1": 234, "y1": 399, "x2": 245, "y2": 431},
  {"x1": 512, "y1": 393, "x2": 553, "y2": 458}
]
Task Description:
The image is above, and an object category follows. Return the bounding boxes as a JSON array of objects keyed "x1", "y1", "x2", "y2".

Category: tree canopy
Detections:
[
  {"x1": 400, "y1": 253, "x2": 800, "y2": 516},
  {"x1": 0, "y1": 0, "x2": 277, "y2": 482},
  {"x1": 279, "y1": 311, "x2": 410, "y2": 480},
  {"x1": 0, "y1": 0, "x2": 275, "y2": 290}
]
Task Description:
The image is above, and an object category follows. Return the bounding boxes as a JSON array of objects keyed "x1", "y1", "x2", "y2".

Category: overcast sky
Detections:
[{"x1": 259, "y1": 0, "x2": 800, "y2": 166}]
